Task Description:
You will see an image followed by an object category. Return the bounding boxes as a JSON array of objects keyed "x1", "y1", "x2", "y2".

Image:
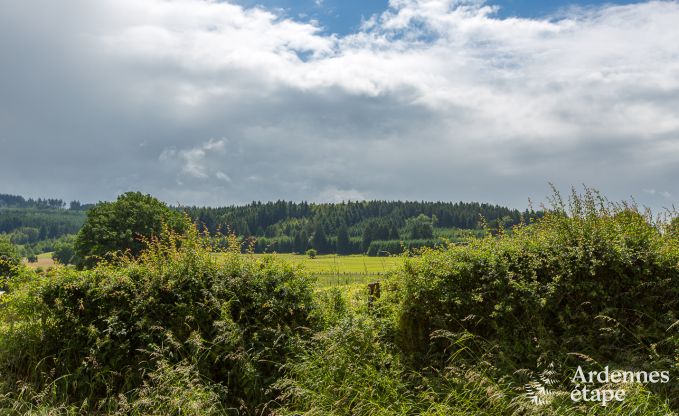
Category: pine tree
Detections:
[
  {"x1": 311, "y1": 223, "x2": 328, "y2": 254},
  {"x1": 336, "y1": 223, "x2": 350, "y2": 255}
]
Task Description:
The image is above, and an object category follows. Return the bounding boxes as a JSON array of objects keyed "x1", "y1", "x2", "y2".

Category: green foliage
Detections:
[
  {"x1": 405, "y1": 214, "x2": 435, "y2": 239},
  {"x1": 0, "y1": 225, "x2": 316, "y2": 413},
  {"x1": 1, "y1": 188, "x2": 676, "y2": 414},
  {"x1": 669, "y1": 216, "x2": 679, "y2": 238},
  {"x1": 277, "y1": 289, "x2": 677, "y2": 415},
  {"x1": 391, "y1": 188, "x2": 679, "y2": 408},
  {"x1": 185, "y1": 200, "x2": 531, "y2": 255},
  {"x1": 52, "y1": 238, "x2": 76, "y2": 265},
  {"x1": 0, "y1": 236, "x2": 20, "y2": 281},
  {"x1": 74, "y1": 192, "x2": 187, "y2": 268},
  {"x1": 0, "y1": 207, "x2": 85, "y2": 239},
  {"x1": 4, "y1": 192, "x2": 526, "y2": 257},
  {"x1": 306, "y1": 248, "x2": 317, "y2": 259},
  {"x1": 335, "y1": 223, "x2": 351, "y2": 255},
  {"x1": 310, "y1": 223, "x2": 329, "y2": 253},
  {"x1": 185, "y1": 200, "x2": 525, "y2": 237},
  {"x1": 366, "y1": 239, "x2": 442, "y2": 256}
]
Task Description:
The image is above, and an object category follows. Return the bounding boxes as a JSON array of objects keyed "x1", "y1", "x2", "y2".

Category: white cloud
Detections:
[
  {"x1": 1, "y1": 0, "x2": 678, "y2": 208},
  {"x1": 216, "y1": 171, "x2": 232, "y2": 183},
  {"x1": 644, "y1": 188, "x2": 672, "y2": 199},
  {"x1": 316, "y1": 187, "x2": 367, "y2": 203},
  {"x1": 160, "y1": 139, "x2": 227, "y2": 181}
]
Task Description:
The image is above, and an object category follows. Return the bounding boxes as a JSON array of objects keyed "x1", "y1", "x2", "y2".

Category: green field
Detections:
[
  {"x1": 216, "y1": 253, "x2": 402, "y2": 287},
  {"x1": 22, "y1": 251, "x2": 56, "y2": 269},
  {"x1": 25, "y1": 252, "x2": 403, "y2": 287}
]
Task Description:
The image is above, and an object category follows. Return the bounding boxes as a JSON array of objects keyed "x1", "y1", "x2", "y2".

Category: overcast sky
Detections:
[{"x1": 1, "y1": 0, "x2": 678, "y2": 209}]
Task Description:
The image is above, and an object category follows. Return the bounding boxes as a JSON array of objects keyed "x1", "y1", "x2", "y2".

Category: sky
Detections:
[
  {"x1": 231, "y1": 0, "x2": 642, "y2": 35},
  {"x1": 1, "y1": 0, "x2": 678, "y2": 210}
]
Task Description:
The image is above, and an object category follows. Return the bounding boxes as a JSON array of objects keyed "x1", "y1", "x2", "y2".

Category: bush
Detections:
[
  {"x1": 0, "y1": 227, "x2": 316, "y2": 413},
  {"x1": 306, "y1": 248, "x2": 317, "y2": 259},
  {"x1": 669, "y1": 216, "x2": 679, "y2": 238},
  {"x1": 52, "y1": 239, "x2": 76, "y2": 265},
  {"x1": 0, "y1": 236, "x2": 20, "y2": 282},
  {"x1": 392, "y1": 189, "x2": 679, "y2": 407}
]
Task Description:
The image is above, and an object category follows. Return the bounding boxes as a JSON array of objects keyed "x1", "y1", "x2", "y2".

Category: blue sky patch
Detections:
[{"x1": 232, "y1": 0, "x2": 644, "y2": 35}]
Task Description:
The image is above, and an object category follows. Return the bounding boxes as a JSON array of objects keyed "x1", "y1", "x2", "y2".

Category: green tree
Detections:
[
  {"x1": 0, "y1": 236, "x2": 20, "y2": 281},
  {"x1": 53, "y1": 240, "x2": 76, "y2": 265},
  {"x1": 74, "y1": 192, "x2": 187, "y2": 268},
  {"x1": 306, "y1": 248, "x2": 317, "y2": 259},
  {"x1": 336, "y1": 224, "x2": 350, "y2": 255},
  {"x1": 311, "y1": 223, "x2": 328, "y2": 254},
  {"x1": 362, "y1": 222, "x2": 379, "y2": 252},
  {"x1": 405, "y1": 214, "x2": 435, "y2": 239},
  {"x1": 389, "y1": 223, "x2": 400, "y2": 240}
]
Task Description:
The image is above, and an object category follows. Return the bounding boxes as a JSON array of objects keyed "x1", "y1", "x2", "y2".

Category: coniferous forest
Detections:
[{"x1": 1, "y1": 193, "x2": 532, "y2": 258}]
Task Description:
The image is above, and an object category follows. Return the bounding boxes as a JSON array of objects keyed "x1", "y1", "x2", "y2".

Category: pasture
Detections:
[
  {"x1": 215, "y1": 253, "x2": 402, "y2": 287},
  {"x1": 22, "y1": 252, "x2": 403, "y2": 287},
  {"x1": 22, "y1": 251, "x2": 55, "y2": 269}
]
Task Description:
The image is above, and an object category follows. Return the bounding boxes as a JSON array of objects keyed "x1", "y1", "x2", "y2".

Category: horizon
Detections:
[{"x1": 1, "y1": 189, "x2": 537, "y2": 211}]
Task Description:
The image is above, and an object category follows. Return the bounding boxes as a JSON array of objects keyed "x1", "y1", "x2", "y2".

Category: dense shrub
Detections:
[
  {"x1": 52, "y1": 238, "x2": 76, "y2": 265},
  {"x1": 278, "y1": 285, "x2": 676, "y2": 415},
  {"x1": 669, "y1": 216, "x2": 679, "y2": 238},
  {"x1": 391, "y1": 189, "x2": 679, "y2": 407},
  {"x1": 0, "y1": 227, "x2": 315, "y2": 414},
  {"x1": 0, "y1": 236, "x2": 20, "y2": 282},
  {"x1": 277, "y1": 307, "x2": 524, "y2": 416}
]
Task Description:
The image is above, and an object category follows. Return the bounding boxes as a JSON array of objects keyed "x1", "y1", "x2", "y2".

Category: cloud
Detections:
[
  {"x1": 0, "y1": 0, "x2": 678, "y2": 209},
  {"x1": 216, "y1": 171, "x2": 232, "y2": 183},
  {"x1": 160, "y1": 139, "x2": 227, "y2": 180},
  {"x1": 645, "y1": 189, "x2": 672, "y2": 199},
  {"x1": 315, "y1": 187, "x2": 367, "y2": 203}
]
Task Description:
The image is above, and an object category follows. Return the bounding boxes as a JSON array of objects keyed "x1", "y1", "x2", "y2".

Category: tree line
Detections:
[
  {"x1": 0, "y1": 193, "x2": 94, "y2": 210},
  {"x1": 184, "y1": 200, "x2": 535, "y2": 255},
  {"x1": 1, "y1": 192, "x2": 537, "y2": 259}
]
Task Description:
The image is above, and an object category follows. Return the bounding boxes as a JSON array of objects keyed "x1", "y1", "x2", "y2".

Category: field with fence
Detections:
[{"x1": 216, "y1": 253, "x2": 402, "y2": 287}]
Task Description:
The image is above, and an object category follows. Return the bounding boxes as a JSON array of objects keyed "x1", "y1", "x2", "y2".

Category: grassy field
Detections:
[
  {"x1": 22, "y1": 252, "x2": 55, "y2": 269},
  {"x1": 22, "y1": 252, "x2": 401, "y2": 287},
  {"x1": 216, "y1": 253, "x2": 402, "y2": 287}
]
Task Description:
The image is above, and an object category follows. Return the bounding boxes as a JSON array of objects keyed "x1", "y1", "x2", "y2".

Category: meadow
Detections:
[
  {"x1": 29, "y1": 251, "x2": 400, "y2": 287},
  {"x1": 215, "y1": 253, "x2": 401, "y2": 287},
  {"x1": 21, "y1": 252, "x2": 55, "y2": 269}
]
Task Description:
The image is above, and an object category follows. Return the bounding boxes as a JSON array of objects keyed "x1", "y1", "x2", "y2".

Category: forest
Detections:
[{"x1": 1, "y1": 193, "x2": 532, "y2": 259}]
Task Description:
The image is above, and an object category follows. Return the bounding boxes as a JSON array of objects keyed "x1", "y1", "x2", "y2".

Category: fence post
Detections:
[{"x1": 368, "y1": 281, "x2": 381, "y2": 308}]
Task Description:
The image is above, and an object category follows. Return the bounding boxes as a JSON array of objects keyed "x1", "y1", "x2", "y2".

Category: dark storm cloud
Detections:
[{"x1": 1, "y1": 0, "x2": 678, "y2": 209}]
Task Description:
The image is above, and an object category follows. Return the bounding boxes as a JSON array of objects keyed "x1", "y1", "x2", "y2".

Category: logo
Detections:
[
  {"x1": 524, "y1": 364, "x2": 672, "y2": 407},
  {"x1": 570, "y1": 366, "x2": 670, "y2": 407}
]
